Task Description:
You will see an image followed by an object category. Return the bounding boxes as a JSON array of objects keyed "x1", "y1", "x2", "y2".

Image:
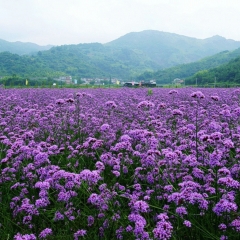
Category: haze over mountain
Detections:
[
  {"x1": 106, "y1": 30, "x2": 240, "y2": 68},
  {"x1": 137, "y1": 48, "x2": 240, "y2": 84},
  {"x1": 185, "y1": 54, "x2": 240, "y2": 85},
  {"x1": 0, "y1": 39, "x2": 53, "y2": 55},
  {"x1": 1, "y1": 30, "x2": 240, "y2": 80}
]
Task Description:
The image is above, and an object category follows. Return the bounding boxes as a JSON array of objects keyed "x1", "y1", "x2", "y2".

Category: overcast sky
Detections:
[{"x1": 1, "y1": 0, "x2": 240, "y2": 46}]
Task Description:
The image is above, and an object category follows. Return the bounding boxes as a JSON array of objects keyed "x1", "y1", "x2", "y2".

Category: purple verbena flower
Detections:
[
  {"x1": 14, "y1": 233, "x2": 36, "y2": 240},
  {"x1": 73, "y1": 229, "x2": 87, "y2": 239},
  {"x1": 38, "y1": 228, "x2": 52, "y2": 239},
  {"x1": 133, "y1": 200, "x2": 149, "y2": 213},
  {"x1": 230, "y1": 218, "x2": 240, "y2": 232},
  {"x1": 183, "y1": 220, "x2": 191, "y2": 228}
]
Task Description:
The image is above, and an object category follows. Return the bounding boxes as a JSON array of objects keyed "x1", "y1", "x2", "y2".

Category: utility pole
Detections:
[
  {"x1": 196, "y1": 78, "x2": 198, "y2": 87},
  {"x1": 109, "y1": 75, "x2": 111, "y2": 88},
  {"x1": 214, "y1": 77, "x2": 216, "y2": 88}
]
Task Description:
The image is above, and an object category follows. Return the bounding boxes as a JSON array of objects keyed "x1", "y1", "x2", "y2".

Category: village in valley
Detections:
[{"x1": 52, "y1": 76, "x2": 161, "y2": 87}]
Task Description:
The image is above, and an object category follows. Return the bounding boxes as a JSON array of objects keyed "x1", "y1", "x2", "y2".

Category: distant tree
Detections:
[
  {"x1": 100, "y1": 80, "x2": 109, "y2": 85},
  {"x1": 77, "y1": 78, "x2": 84, "y2": 84}
]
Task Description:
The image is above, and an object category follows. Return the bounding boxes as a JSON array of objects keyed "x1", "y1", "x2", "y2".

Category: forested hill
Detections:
[
  {"x1": 137, "y1": 47, "x2": 240, "y2": 84},
  {"x1": 1, "y1": 30, "x2": 240, "y2": 79},
  {"x1": 0, "y1": 39, "x2": 53, "y2": 55},
  {"x1": 0, "y1": 52, "x2": 65, "y2": 77},
  {"x1": 0, "y1": 43, "x2": 159, "y2": 78},
  {"x1": 106, "y1": 30, "x2": 240, "y2": 68},
  {"x1": 185, "y1": 55, "x2": 240, "y2": 85}
]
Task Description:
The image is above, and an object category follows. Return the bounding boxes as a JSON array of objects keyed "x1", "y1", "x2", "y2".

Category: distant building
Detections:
[
  {"x1": 173, "y1": 78, "x2": 184, "y2": 84},
  {"x1": 123, "y1": 82, "x2": 139, "y2": 87},
  {"x1": 59, "y1": 76, "x2": 72, "y2": 84},
  {"x1": 123, "y1": 81, "x2": 156, "y2": 88}
]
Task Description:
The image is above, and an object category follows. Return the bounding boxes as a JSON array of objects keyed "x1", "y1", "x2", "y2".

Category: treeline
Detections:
[
  {"x1": 34, "y1": 43, "x2": 159, "y2": 79},
  {"x1": 0, "y1": 43, "x2": 159, "y2": 80},
  {"x1": 0, "y1": 75, "x2": 61, "y2": 87},
  {"x1": 0, "y1": 52, "x2": 65, "y2": 78},
  {"x1": 185, "y1": 56, "x2": 240, "y2": 85},
  {"x1": 2, "y1": 43, "x2": 240, "y2": 85},
  {"x1": 136, "y1": 48, "x2": 240, "y2": 84}
]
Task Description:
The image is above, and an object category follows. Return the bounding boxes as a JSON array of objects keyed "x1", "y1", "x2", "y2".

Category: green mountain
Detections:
[
  {"x1": 137, "y1": 47, "x2": 240, "y2": 84},
  {"x1": 106, "y1": 30, "x2": 240, "y2": 68},
  {"x1": 34, "y1": 43, "x2": 160, "y2": 78},
  {"x1": 1, "y1": 30, "x2": 240, "y2": 79},
  {"x1": 185, "y1": 55, "x2": 240, "y2": 85},
  {"x1": 0, "y1": 51, "x2": 65, "y2": 77},
  {"x1": 0, "y1": 39, "x2": 53, "y2": 55},
  {"x1": 0, "y1": 43, "x2": 159, "y2": 79}
]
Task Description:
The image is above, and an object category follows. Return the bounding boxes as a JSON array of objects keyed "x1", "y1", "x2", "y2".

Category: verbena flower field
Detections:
[{"x1": 1, "y1": 87, "x2": 240, "y2": 240}]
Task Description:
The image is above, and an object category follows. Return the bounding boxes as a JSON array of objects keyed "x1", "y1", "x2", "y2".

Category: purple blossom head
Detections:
[
  {"x1": 183, "y1": 220, "x2": 191, "y2": 228},
  {"x1": 100, "y1": 123, "x2": 110, "y2": 131},
  {"x1": 133, "y1": 200, "x2": 149, "y2": 213},
  {"x1": 153, "y1": 214, "x2": 173, "y2": 240},
  {"x1": 218, "y1": 167, "x2": 231, "y2": 177},
  {"x1": 223, "y1": 139, "x2": 234, "y2": 148},
  {"x1": 213, "y1": 199, "x2": 238, "y2": 216},
  {"x1": 176, "y1": 206, "x2": 188, "y2": 217},
  {"x1": 105, "y1": 100, "x2": 117, "y2": 108},
  {"x1": 95, "y1": 161, "x2": 105, "y2": 172},
  {"x1": 211, "y1": 95, "x2": 220, "y2": 101},
  {"x1": 191, "y1": 91, "x2": 205, "y2": 99},
  {"x1": 172, "y1": 109, "x2": 183, "y2": 116},
  {"x1": 218, "y1": 223, "x2": 227, "y2": 231},
  {"x1": 79, "y1": 169, "x2": 101, "y2": 185},
  {"x1": 126, "y1": 225, "x2": 133, "y2": 232},
  {"x1": 128, "y1": 213, "x2": 146, "y2": 226},
  {"x1": 38, "y1": 228, "x2": 52, "y2": 239},
  {"x1": 230, "y1": 218, "x2": 240, "y2": 232},
  {"x1": 34, "y1": 181, "x2": 50, "y2": 190},
  {"x1": 168, "y1": 90, "x2": 178, "y2": 95},
  {"x1": 88, "y1": 215, "x2": 95, "y2": 226},
  {"x1": 137, "y1": 100, "x2": 155, "y2": 109},
  {"x1": 120, "y1": 134, "x2": 132, "y2": 142},
  {"x1": 54, "y1": 211, "x2": 64, "y2": 221},
  {"x1": 34, "y1": 152, "x2": 50, "y2": 167},
  {"x1": 220, "y1": 236, "x2": 228, "y2": 240},
  {"x1": 158, "y1": 102, "x2": 167, "y2": 109},
  {"x1": 55, "y1": 99, "x2": 65, "y2": 105},
  {"x1": 14, "y1": 233, "x2": 37, "y2": 240},
  {"x1": 74, "y1": 229, "x2": 87, "y2": 239},
  {"x1": 218, "y1": 177, "x2": 240, "y2": 189}
]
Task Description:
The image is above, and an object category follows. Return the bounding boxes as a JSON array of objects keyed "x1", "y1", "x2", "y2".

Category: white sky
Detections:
[{"x1": 1, "y1": 0, "x2": 240, "y2": 46}]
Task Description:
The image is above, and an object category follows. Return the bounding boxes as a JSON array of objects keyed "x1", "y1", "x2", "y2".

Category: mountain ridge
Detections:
[
  {"x1": 0, "y1": 38, "x2": 54, "y2": 55},
  {"x1": 1, "y1": 30, "x2": 240, "y2": 79},
  {"x1": 105, "y1": 30, "x2": 240, "y2": 68},
  {"x1": 137, "y1": 48, "x2": 240, "y2": 84}
]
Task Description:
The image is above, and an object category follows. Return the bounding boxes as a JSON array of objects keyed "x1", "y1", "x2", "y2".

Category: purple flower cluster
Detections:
[
  {"x1": 1, "y1": 87, "x2": 240, "y2": 239},
  {"x1": 38, "y1": 228, "x2": 52, "y2": 239}
]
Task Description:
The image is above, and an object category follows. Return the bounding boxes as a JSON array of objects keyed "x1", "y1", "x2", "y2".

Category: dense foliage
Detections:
[
  {"x1": 0, "y1": 39, "x2": 53, "y2": 55},
  {"x1": 0, "y1": 52, "x2": 65, "y2": 78},
  {"x1": 186, "y1": 56, "x2": 240, "y2": 85},
  {"x1": 1, "y1": 88, "x2": 240, "y2": 239},
  {"x1": 0, "y1": 74, "x2": 59, "y2": 87},
  {"x1": 2, "y1": 31, "x2": 240, "y2": 80},
  {"x1": 106, "y1": 31, "x2": 240, "y2": 68},
  {"x1": 137, "y1": 48, "x2": 240, "y2": 84},
  {"x1": 0, "y1": 44, "x2": 158, "y2": 79}
]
